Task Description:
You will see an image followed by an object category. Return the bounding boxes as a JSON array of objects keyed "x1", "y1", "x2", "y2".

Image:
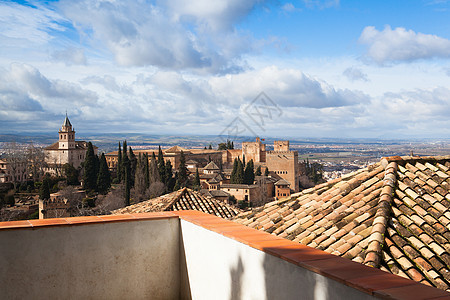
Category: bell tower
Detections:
[{"x1": 58, "y1": 113, "x2": 75, "y2": 150}]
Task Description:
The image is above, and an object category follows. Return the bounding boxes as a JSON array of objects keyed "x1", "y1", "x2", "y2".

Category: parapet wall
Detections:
[{"x1": 0, "y1": 211, "x2": 445, "y2": 299}]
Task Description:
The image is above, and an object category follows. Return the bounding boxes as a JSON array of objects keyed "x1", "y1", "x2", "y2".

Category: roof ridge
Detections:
[
  {"x1": 383, "y1": 155, "x2": 450, "y2": 164},
  {"x1": 164, "y1": 187, "x2": 188, "y2": 211},
  {"x1": 363, "y1": 161, "x2": 398, "y2": 268}
]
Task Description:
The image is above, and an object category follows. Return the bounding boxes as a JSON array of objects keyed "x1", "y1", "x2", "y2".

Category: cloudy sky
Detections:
[{"x1": 1, "y1": 0, "x2": 450, "y2": 139}]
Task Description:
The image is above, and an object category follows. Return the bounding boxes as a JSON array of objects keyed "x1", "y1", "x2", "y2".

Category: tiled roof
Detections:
[
  {"x1": 204, "y1": 161, "x2": 220, "y2": 170},
  {"x1": 44, "y1": 141, "x2": 93, "y2": 150},
  {"x1": 275, "y1": 179, "x2": 291, "y2": 186},
  {"x1": 221, "y1": 184, "x2": 258, "y2": 189},
  {"x1": 233, "y1": 155, "x2": 450, "y2": 292},
  {"x1": 113, "y1": 188, "x2": 240, "y2": 219},
  {"x1": 164, "y1": 145, "x2": 189, "y2": 153}
]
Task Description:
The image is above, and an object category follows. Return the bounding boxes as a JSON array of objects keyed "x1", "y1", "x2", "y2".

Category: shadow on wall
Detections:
[
  {"x1": 262, "y1": 246, "x2": 333, "y2": 300},
  {"x1": 227, "y1": 249, "x2": 333, "y2": 300},
  {"x1": 229, "y1": 256, "x2": 244, "y2": 300}
]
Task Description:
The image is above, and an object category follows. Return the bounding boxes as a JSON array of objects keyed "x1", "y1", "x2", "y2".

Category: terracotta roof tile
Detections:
[
  {"x1": 233, "y1": 155, "x2": 450, "y2": 292},
  {"x1": 113, "y1": 188, "x2": 241, "y2": 219}
]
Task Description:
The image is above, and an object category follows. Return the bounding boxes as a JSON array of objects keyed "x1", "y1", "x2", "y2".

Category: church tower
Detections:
[{"x1": 58, "y1": 114, "x2": 75, "y2": 150}]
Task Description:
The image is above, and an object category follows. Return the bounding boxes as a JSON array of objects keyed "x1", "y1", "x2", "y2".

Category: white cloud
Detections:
[
  {"x1": 56, "y1": 0, "x2": 261, "y2": 73},
  {"x1": 359, "y1": 26, "x2": 450, "y2": 64},
  {"x1": 209, "y1": 66, "x2": 367, "y2": 109},
  {"x1": 343, "y1": 67, "x2": 368, "y2": 82},
  {"x1": 161, "y1": 0, "x2": 261, "y2": 32},
  {"x1": 51, "y1": 48, "x2": 87, "y2": 65},
  {"x1": 0, "y1": 1, "x2": 67, "y2": 45},
  {"x1": 0, "y1": 63, "x2": 97, "y2": 118}
]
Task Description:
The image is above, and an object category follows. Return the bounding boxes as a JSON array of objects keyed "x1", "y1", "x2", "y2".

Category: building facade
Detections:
[
  {"x1": 44, "y1": 114, "x2": 97, "y2": 175},
  {"x1": 0, "y1": 159, "x2": 28, "y2": 184}
]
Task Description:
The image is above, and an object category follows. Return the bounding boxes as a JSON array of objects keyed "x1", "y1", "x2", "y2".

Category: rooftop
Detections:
[
  {"x1": 1, "y1": 211, "x2": 448, "y2": 299},
  {"x1": 234, "y1": 155, "x2": 450, "y2": 292},
  {"x1": 113, "y1": 188, "x2": 240, "y2": 219}
]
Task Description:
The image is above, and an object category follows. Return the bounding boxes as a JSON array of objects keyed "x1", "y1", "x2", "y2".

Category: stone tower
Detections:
[{"x1": 58, "y1": 114, "x2": 75, "y2": 150}]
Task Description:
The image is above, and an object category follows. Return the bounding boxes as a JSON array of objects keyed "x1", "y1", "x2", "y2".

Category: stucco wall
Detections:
[
  {"x1": 0, "y1": 218, "x2": 180, "y2": 300},
  {"x1": 180, "y1": 219, "x2": 376, "y2": 300}
]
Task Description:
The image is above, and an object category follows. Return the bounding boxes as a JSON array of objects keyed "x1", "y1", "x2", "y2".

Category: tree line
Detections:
[
  {"x1": 230, "y1": 156, "x2": 268, "y2": 185},
  {"x1": 114, "y1": 142, "x2": 191, "y2": 206}
]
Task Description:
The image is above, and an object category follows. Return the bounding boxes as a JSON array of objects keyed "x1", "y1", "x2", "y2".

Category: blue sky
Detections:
[{"x1": 1, "y1": 0, "x2": 450, "y2": 140}]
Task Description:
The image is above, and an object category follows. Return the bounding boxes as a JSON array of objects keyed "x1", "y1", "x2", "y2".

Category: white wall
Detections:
[
  {"x1": 180, "y1": 220, "x2": 376, "y2": 300},
  {"x1": 0, "y1": 218, "x2": 180, "y2": 300}
]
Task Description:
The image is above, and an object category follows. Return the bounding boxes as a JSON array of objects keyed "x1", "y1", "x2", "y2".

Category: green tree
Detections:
[
  {"x1": 264, "y1": 167, "x2": 269, "y2": 176},
  {"x1": 164, "y1": 160, "x2": 173, "y2": 186},
  {"x1": 218, "y1": 139, "x2": 234, "y2": 150},
  {"x1": 83, "y1": 142, "x2": 98, "y2": 192},
  {"x1": 178, "y1": 150, "x2": 188, "y2": 187},
  {"x1": 157, "y1": 146, "x2": 165, "y2": 183},
  {"x1": 117, "y1": 142, "x2": 122, "y2": 182},
  {"x1": 236, "y1": 158, "x2": 244, "y2": 184},
  {"x1": 244, "y1": 159, "x2": 255, "y2": 185},
  {"x1": 193, "y1": 168, "x2": 201, "y2": 190},
  {"x1": 231, "y1": 158, "x2": 244, "y2": 184},
  {"x1": 133, "y1": 154, "x2": 147, "y2": 197},
  {"x1": 4, "y1": 190, "x2": 15, "y2": 206},
  {"x1": 122, "y1": 140, "x2": 128, "y2": 181},
  {"x1": 123, "y1": 151, "x2": 131, "y2": 206},
  {"x1": 255, "y1": 165, "x2": 262, "y2": 176},
  {"x1": 129, "y1": 147, "x2": 137, "y2": 188},
  {"x1": 144, "y1": 153, "x2": 150, "y2": 189},
  {"x1": 208, "y1": 144, "x2": 212, "y2": 149},
  {"x1": 40, "y1": 175, "x2": 50, "y2": 200},
  {"x1": 97, "y1": 153, "x2": 111, "y2": 194},
  {"x1": 63, "y1": 163, "x2": 79, "y2": 185},
  {"x1": 149, "y1": 153, "x2": 160, "y2": 184},
  {"x1": 231, "y1": 158, "x2": 238, "y2": 183}
]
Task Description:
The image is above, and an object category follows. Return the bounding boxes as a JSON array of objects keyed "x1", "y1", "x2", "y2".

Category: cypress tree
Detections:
[
  {"x1": 134, "y1": 154, "x2": 147, "y2": 196},
  {"x1": 194, "y1": 168, "x2": 200, "y2": 190},
  {"x1": 144, "y1": 153, "x2": 150, "y2": 189},
  {"x1": 123, "y1": 151, "x2": 131, "y2": 205},
  {"x1": 149, "y1": 154, "x2": 160, "y2": 184},
  {"x1": 264, "y1": 167, "x2": 269, "y2": 176},
  {"x1": 255, "y1": 165, "x2": 262, "y2": 176},
  {"x1": 117, "y1": 142, "x2": 122, "y2": 182},
  {"x1": 231, "y1": 158, "x2": 238, "y2": 184},
  {"x1": 124, "y1": 170, "x2": 130, "y2": 206},
  {"x1": 40, "y1": 176, "x2": 50, "y2": 200},
  {"x1": 178, "y1": 150, "x2": 188, "y2": 187},
  {"x1": 244, "y1": 159, "x2": 255, "y2": 185},
  {"x1": 83, "y1": 142, "x2": 98, "y2": 191},
  {"x1": 236, "y1": 158, "x2": 244, "y2": 184},
  {"x1": 157, "y1": 146, "x2": 165, "y2": 183},
  {"x1": 164, "y1": 160, "x2": 173, "y2": 186},
  {"x1": 242, "y1": 154, "x2": 246, "y2": 167},
  {"x1": 122, "y1": 140, "x2": 128, "y2": 181},
  {"x1": 129, "y1": 147, "x2": 137, "y2": 188},
  {"x1": 97, "y1": 153, "x2": 111, "y2": 194}
]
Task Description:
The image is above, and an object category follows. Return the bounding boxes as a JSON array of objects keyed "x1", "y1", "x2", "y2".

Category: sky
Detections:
[{"x1": 1, "y1": 0, "x2": 450, "y2": 140}]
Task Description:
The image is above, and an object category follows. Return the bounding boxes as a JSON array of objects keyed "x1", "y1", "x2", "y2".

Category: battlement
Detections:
[
  {"x1": 273, "y1": 140, "x2": 289, "y2": 152},
  {"x1": 266, "y1": 151, "x2": 296, "y2": 155}
]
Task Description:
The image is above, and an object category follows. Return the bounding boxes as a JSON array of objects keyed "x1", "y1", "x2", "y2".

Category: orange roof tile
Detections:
[
  {"x1": 113, "y1": 188, "x2": 241, "y2": 219},
  {"x1": 233, "y1": 155, "x2": 450, "y2": 292}
]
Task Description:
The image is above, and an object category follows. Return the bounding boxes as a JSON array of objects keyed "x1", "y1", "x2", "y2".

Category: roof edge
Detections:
[{"x1": 363, "y1": 161, "x2": 398, "y2": 267}]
